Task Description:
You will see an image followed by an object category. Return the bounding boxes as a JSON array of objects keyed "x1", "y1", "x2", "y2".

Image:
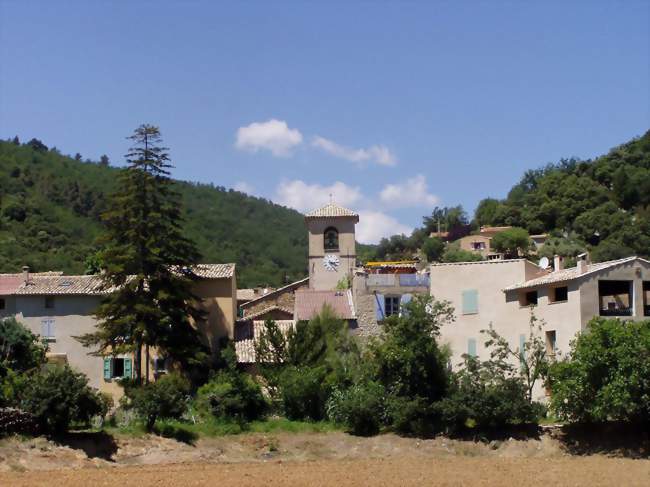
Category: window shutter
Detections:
[
  {"x1": 123, "y1": 358, "x2": 133, "y2": 378},
  {"x1": 103, "y1": 358, "x2": 112, "y2": 380},
  {"x1": 48, "y1": 319, "x2": 54, "y2": 339},
  {"x1": 41, "y1": 319, "x2": 48, "y2": 338},
  {"x1": 462, "y1": 290, "x2": 479, "y2": 314},
  {"x1": 399, "y1": 294, "x2": 413, "y2": 317},
  {"x1": 375, "y1": 293, "x2": 386, "y2": 321},
  {"x1": 468, "y1": 338, "x2": 477, "y2": 357},
  {"x1": 519, "y1": 334, "x2": 526, "y2": 363}
]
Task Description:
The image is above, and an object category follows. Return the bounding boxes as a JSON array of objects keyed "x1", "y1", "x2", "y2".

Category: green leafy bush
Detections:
[
  {"x1": 327, "y1": 381, "x2": 386, "y2": 436},
  {"x1": 279, "y1": 365, "x2": 330, "y2": 421},
  {"x1": 129, "y1": 373, "x2": 190, "y2": 430},
  {"x1": 20, "y1": 366, "x2": 106, "y2": 433},
  {"x1": 548, "y1": 318, "x2": 650, "y2": 423},
  {"x1": 0, "y1": 317, "x2": 47, "y2": 377},
  {"x1": 436, "y1": 357, "x2": 540, "y2": 434},
  {"x1": 387, "y1": 395, "x2": 439, "y2": 437},
  {"x1": 196, "y1": 370, "x2": 267, "y2": 423}
]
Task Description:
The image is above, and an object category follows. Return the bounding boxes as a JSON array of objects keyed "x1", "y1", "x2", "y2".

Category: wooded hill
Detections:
[{"x1": 0, "y1": 138, "x2": 308, "y2": 287}]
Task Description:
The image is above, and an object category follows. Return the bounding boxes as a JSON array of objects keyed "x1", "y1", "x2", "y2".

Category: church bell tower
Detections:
[{"x1": 304, "y1": 203, "x2": 358, "y2": 291}]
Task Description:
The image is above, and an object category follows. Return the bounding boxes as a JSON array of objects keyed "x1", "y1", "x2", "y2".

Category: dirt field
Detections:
[{"x1": 0, "y1": 431, "x2": 648, "y2": 486}]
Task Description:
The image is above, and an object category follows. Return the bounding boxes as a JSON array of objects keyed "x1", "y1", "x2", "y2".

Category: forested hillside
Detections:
[
  {"x1": 375, "y1": 131, "x2": 650, "y2": 263},
  {"x1": 0, "y1": 138, "x2": 308, "y2": 287}
]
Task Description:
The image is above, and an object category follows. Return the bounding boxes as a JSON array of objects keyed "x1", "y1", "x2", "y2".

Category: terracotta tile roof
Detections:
[
  {"x1": 14, "y1": 275, "x2": 106, "y2": 295},
  {"x1": 192, "y1": 263, "x2": 235, "y2": 279},
  {"x1": 243, "y1": 305, "x2": 294, "y2": 320},
  {"x1": 304, "y1": 203, "x2": 359, "y2": 220},
  {"x1": 503, "y1": 256, "x2": 646, "y2": 291},
  {"x1": 0, "y1": 275, "x2": 24, "y2": 295},
  {"x1": 241, "y1": 277, "x2": 309, "y2": 309},
  {"x1": 235, "y1": 320, "x2": 295, "y2": 363},
  {"x1": 294, "y1": 289, "x2": 355, "y2": 321}
]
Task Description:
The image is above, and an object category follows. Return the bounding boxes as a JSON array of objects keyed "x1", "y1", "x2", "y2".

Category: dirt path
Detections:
[{"x1": 2, "y1": 456, "x2": 649, "y2": 487}]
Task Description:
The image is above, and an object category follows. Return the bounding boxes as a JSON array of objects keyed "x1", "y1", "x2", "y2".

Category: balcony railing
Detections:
[
  {"x1": 599, "y1": 307, "x2": 633, "y2": 317},
  {"x1": 365, "y1": 274, "x2": 430, "y2": 288}
]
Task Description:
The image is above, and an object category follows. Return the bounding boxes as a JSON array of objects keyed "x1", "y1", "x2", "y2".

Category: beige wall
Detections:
[
  {"x1": 457, "y1": 235, "x2": 492, "y2": 257},
  {"x1": 307, "y1": 217, "x2": 356, "y2": 291}
]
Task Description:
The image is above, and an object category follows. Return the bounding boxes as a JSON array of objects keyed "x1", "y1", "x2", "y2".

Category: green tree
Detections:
[
  {"x1": 0, "y1": 317, "x2": 47, "y2": 377},
  {"x1": 76, "y1": 125, "x2": 207, "y2": 382},
  {"x1": 473, "y1": 198, "x2": 501, "y2": 227},
  {"x1": 422, "y1": 237, "x2": 445, "y2": 262},
  {"x1": 548, "y1": 318, "x2": 650, "y2": 423},
  {"x1": 129, "y1": 372, "x2": 190, "y2": 430},
  {"x1": 441, "y1": 243, "x2": 483, "y2": 262},
  {"x1": 491, "y1": 227, "x2": 532, "y2": 258}
]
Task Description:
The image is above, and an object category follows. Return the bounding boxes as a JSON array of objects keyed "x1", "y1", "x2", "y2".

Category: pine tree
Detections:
[{"x1": 77, "y1": 124, "x2": 207, "y2": 382}]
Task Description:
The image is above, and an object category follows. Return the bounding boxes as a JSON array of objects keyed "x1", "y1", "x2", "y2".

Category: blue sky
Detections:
[{"x1": 0, "y1": 1, "x2": 648, "y2": 243}]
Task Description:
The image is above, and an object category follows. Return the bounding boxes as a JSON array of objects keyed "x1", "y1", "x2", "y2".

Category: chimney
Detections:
[
  {"x1": 553, "y1": 255, "x2": 564, "y2": 272},
  {"x1": 22, "y1": 265, "x2": 30, "y2": 284},
  {"x1": 577, "y1": 252, "x2": 590, "y2": 274}
]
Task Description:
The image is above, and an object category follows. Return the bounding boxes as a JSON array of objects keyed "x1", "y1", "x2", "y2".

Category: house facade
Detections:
[
  {"x1": 0, "y1": 264, "x2": 237, "y2": 399},
  {"x1": 430, "y1": 255, "x2": 650, "y2": 400}
]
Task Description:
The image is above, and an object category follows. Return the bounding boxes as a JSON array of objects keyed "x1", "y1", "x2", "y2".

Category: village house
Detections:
[
  {"x1": 430, "y1": 254, "x2": 650, "y2": 400},
  {"x1": 456, "y1": 225, "x2": 547, "y2": 260},
  {"x1": 0, "y1": 264, "x2": 237, "y2": 399}
]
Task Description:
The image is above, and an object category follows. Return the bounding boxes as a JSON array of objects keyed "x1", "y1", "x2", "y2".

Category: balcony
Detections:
[
  {"x1": 600, "y1": 306, "x2": 633, "y2": 317},
  {"x1": 598, "y1": 280, "x2": 633, "y2": 318},
  {"x1": 365, "y1": 273, "x2": 430, "y2": 288}
]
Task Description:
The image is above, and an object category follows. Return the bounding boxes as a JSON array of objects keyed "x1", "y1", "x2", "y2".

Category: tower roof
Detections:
[{"x1": 304, "y1": 203, "x2": 359, "y2": 221}]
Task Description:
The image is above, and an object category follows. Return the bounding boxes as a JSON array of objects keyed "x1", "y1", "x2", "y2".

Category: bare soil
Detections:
[{"x1": 0, "y1": 431, "x2": 648, "y2": 486}]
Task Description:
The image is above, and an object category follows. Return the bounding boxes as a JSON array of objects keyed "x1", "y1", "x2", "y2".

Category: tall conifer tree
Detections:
[{"x1": 77, "y1": 125, "x2": 207, "y2": 382}]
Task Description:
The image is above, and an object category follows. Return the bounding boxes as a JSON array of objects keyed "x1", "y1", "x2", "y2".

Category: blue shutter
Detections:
[
  {"x1": 123, "y1": 358, "x2": 133, "y2": 378},
  {"x1": 103, "y1": 358, "x2": 112, "y2": 380},
  {"x1": 462, "y1": 290, "x2": 479, "y2": 314},
  {"x1": 468, "y1": 338, "x2": 477, "y2": 357},
  {"x1": 399, "y1": 294, "x2": 413, "y2": 317},
  {"x1": 375, "y1": 293, "x2": 386, "y2": 320},
  {"x1": 519, "y1": 334, "x2": 526, "y2": 363}
]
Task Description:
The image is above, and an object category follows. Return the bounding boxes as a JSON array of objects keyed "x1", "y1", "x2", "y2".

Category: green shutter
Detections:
[
  {"x1": 123, "y1": 358, "x2": 133, "y2": 378},
  {"x1": 103, "y1": 358, "x2": 112, "y2": 380},
  {"x1": 462, "y1": 290, "x2": 478, "y2": 314},
  {"x1": 468, "y1": 338, "x2": 477, "y2": 357}
]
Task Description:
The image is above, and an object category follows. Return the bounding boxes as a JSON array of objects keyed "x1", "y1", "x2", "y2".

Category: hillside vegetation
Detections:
[{"x1": 0, "y1": 138, "x2": 307, "y2": 287}]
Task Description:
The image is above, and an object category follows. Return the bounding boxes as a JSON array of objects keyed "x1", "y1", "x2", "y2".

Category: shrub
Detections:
[
  {"x1": 548, "y1": 318, "x2": 650, "y2": 423},
  {"x1": 279, "y1": 366, "x2": 330, "y2": 421},
  {"x1": 387, "y1": 395, "x2": 439, "y2": 437},
  {"x1": 130, "y1": 373, "x2": 190, "y2": 430},
  {"x1": 437, "y1": 356, "x2": 540, "y2": 434},
  {"x1": 326, "y1": 381, "x2": 386, "y2": 436},
  {"x1": 196, "y1": 370, "x2": 267, "y2": 423},
  {"x1": 0, "y1": 317, "x2": 47, "y2": 377},
  {"x1": 20, "y1": 366, "x2": 106, "y2": 433}
]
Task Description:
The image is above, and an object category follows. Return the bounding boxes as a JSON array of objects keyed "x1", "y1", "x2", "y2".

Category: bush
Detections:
[
  {"x1": 20, "y1": 366, "x2": 106, "y2": 433},
  {"x1": 129, "y1": 373, "x2": 190, "y2": 430},
  {"x1": 548, "y1": 318, "x2": 650, "y2": 423},
  {"x1": 326, "y1": 381, "x2": 386, "y2": 436},
  {"x1": 387, "y1": 395, "x2": 439, "y2": 437},
  {"x1": 0, "y1": 317, "x2": 47, "y2": 377},
  {"x1": 196, "y1": 370, "x2": 267, "y2": 423},
  {"x1": 436, "y1": 357, "x2": 541, "y2": 434},
  {"x1": 279, "y1": 366, "x2": 330, "y2": 421}
]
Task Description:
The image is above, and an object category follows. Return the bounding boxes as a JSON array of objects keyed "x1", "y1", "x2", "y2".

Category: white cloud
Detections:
[
  {"x1": 312, "y1": 136, "x2": 396, "y2": 166},
  {"x1": 379, "y1": 174, "x2": 439, "y2": 208},
  {"x1": 233, "y1": 181, "x2": 254, "y2": 194},
  {"x1": 275, "y1": 180, "x2": 362, "y2": 212},
  {"x1": 235, "y1": 119, "x2": 303, "y2": 157},
  {"x1": 357, "y1": 211, "x2": 412, "y2": 244}
]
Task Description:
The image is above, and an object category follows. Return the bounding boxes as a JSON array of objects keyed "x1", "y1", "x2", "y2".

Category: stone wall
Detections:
[{"x1": 242, "y1": 281, "x2": 308, "y2": 319}]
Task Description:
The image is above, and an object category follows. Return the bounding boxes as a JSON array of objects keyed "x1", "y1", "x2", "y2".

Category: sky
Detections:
[{"x1": 0, "y1": 1, "x2": 648, "y2": 243}]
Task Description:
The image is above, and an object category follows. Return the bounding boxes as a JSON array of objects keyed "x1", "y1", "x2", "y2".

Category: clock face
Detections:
[{"x1": 323, "y1": 254, "x2": 340, "y2": 271}]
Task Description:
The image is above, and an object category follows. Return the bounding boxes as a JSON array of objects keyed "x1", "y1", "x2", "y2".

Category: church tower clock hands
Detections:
[{"x1": 304, "y1": 203, "x2": 359, "y2": 291}]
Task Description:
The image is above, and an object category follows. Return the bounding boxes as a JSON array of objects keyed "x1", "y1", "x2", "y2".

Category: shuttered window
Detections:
[
  {"x1": 462, "y1": 290, "x2": 479, "y2": 315},
  {"x1": 103, "y1": 357, "x2": 133, "y2": 380},
  {"x1": 375, "y1": 293, "x2": 386, "y2": 321},
  {"x1": 399, "y1": 294, "x2": 413, "y2": 316},
  {"x1": 40, "y1": 318, "x2": 55, "y2": 341},
  {"x1": 468, "y1": 338, "x2": 477, "y2": 357}
]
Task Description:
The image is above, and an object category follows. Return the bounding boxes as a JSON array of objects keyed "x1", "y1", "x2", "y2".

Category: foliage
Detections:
[
  {"x1": 196, "y1": 370, "x2": 267, "y2": 423},
  {"x1": 0, "y1": 317, "x2": 47, "y2": 377},
  {"x1": 279, "y1": 365, "x2": 330, "y2": 421},
  {"x1": 482, "y1": 312, "x2": 550, "y2": 402},
  {"x1": 75, "y1": 125, "x2": 208, "y2": 380},
  {"x1": 437, "y1": 356, "x2": 541, "y2": 433},
  {"x1": 254, "y1": 319, "x2": 290, "y2": 402},
  {"x1": 548, "y1": 318, "x2": 650, "y2": 423},
  {"x1": 0, "y1": 138, "x2": 307, "y2": 287},
  {"x1": 129, "y1": 372, "x2": 191, "y2": 430},
  {"x1": 441, "y1": 243, "x2": 483, "y2": 262},
  {"x1": 326, "y1": 381, "x2": 387, "y2": 436},
  {"x1": 20, "y1": 365, "x2": 107, "y2": 433},
  {"x1": 421, "y1": 237, "x2": 445, "y2": 262},
  {"x1": 490, "y1": 227, "x2": 532, "y2": 258}
]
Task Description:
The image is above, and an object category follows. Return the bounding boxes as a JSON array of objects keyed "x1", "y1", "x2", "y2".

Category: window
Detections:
[
  {"x1": 599, "y1": 280, "x2": 633, "y2": 316},
  {"x1": 384, "y1": 296, "x2": 400, "y2": 317},
  {"x1": 324, "y1": 227, "x2": 339, "y2": 251},
  {"x1": 40, "y1": 318, "x2": 55, "y2": 341},
  {"x1": 103, "y1": 357, "x2": 133, "y2": 380},
  {"x1": 0, "y1": 298, "x2": 5, "y2": 310},
  {"x1": 644, "y1": 282, "x2": 650, "y2": 317},
  {"x1": 461, "y1": 289, "x2": 478, "y2": 314},
  {"x1": 467, "y1": 338, "x2": 477, "y2": 357},
  {"x1": 545, "y1": 330, "x2": 557, "y2": 355},
  {"x1": 520, "y1": 290, "x2": 538, "y2": 307},
  {"x1": 472, "y1": 241, "x2": 486, "y2": 250},
  {"x1": 44, "y1": 296, "x2": 55, "y2": 309},
  {"x1": 551, "y1": 286, "x2": 568, "y2": 303},
  {"x1": 154, "y1": 357, "x2": 167, "y2": 375}
]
